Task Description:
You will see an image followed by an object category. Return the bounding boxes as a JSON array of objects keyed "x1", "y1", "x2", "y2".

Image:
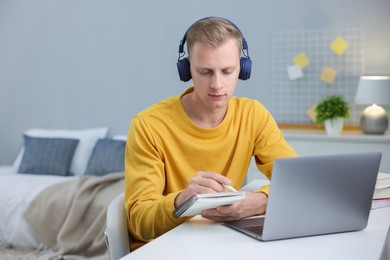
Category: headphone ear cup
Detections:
[
  {"x1": 177, "y1": 58, "x2": 192, "y2": 82},
  {"x1": 239, "y1": 57, "x2": 252, "y2": 80}
]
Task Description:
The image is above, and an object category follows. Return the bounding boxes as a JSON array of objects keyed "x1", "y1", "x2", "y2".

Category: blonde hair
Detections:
[{"x1": 186, "y1": 17, "x2": 243, "y2": 56}]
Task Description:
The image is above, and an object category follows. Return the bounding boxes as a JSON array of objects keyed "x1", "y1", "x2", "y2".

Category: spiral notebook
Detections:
[{"x1": 173, "y1": 191, "x2": 246, "y2": 218}]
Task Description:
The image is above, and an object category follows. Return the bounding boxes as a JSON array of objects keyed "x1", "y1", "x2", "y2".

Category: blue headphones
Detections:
[{"x1": 177, "y1": 17, "x2": 252, "y2": 82}]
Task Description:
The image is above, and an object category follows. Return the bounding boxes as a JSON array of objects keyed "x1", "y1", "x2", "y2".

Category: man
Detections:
[{"x1": 125, "y1": 17, "x2": 297, "y2": 250}]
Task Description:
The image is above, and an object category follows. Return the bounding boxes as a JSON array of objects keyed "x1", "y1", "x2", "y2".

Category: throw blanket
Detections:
[{"x1": 24, "y1": 172, "x2": 125, "y2": 260}]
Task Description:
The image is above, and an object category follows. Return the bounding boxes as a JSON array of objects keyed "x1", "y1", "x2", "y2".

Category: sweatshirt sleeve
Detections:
[
  {"x1": 252, "y1": 102, "x2": 298, "y2": 194},
  {"x1": 124, "y1": 116, "x2": 187, "y2": 247}
]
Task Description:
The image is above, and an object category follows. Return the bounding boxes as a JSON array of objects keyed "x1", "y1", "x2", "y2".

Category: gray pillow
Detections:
[
  {"x1": 18, "y1": 135, "x2": 79, "y2": 176},
  {"x1": 84, "y1": 138, "x2": 125, "y2": 176}
]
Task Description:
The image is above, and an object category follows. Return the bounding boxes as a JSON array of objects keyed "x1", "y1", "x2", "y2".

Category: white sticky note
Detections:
[{"x1": 287, "y1": 64, "x2": 303, "y2": 80}]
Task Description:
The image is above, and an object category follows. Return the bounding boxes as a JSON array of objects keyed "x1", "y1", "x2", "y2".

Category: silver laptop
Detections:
[{"x1": 224, "y1": 152, "x2": 382, "y2": 241}]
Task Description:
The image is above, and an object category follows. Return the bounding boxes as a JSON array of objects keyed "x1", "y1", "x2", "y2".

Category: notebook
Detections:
[
  {"x1": 224, "y1": 152, "x2": 382, "y2": 241},
  {"x1": 173, "y1": 191, "x2": 246, "y2": 218}
]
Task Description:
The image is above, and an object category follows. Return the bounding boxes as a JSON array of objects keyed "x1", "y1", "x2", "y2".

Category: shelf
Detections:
[
  {"x1": 283, "y1": 130, "x2": 390, "y2": 144},
  {"x1": 279, "y1": 124, "x2": 390, "y2": 144}
]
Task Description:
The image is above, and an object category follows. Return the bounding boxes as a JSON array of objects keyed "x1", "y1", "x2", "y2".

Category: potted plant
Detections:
[{"x1": 315, "y1": 94, "x2": 350, "y2": 136}]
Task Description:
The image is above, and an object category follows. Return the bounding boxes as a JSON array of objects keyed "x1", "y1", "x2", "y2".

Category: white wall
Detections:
[{"x1": 1, "y1": 0, "x2": 390, "y2": 164}]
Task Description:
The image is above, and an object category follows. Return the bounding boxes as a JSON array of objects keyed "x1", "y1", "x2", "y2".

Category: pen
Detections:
[{"x1": 223, "y1": 184, "x2": 238, "y2": 192}]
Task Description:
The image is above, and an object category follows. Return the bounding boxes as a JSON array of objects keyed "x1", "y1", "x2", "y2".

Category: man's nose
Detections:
[{"x1": 210, "y1": 72, "x2": 223, "y2": 89}]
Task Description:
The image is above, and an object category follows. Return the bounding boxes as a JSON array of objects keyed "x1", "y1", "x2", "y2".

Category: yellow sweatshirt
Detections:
[{"x1": 125, "y1": 87, "x2": 297, "y2": 250}]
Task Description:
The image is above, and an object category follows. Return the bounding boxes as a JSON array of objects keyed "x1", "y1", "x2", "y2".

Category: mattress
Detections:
[{"x1": 0, "y1": 166, "x2": 76, "y2": 249}]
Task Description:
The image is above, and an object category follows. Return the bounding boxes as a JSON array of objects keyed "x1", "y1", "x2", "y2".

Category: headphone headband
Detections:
[{"x1": 178, "y1": 17, "x2": 248, "y2": 54}]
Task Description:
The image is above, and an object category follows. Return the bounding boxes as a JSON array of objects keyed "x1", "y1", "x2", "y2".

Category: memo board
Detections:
[{"x1": 271, "y1": 28, "x2": 365, "y2": 124}]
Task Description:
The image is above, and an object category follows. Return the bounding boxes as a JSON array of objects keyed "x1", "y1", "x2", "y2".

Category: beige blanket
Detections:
[{"x1": 24, "y1": 172, "x2": 125, "y2": 260}]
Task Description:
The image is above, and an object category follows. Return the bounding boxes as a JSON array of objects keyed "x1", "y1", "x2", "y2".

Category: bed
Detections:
[{"x1": 0, "y1": 127, "x2": 127, "y2": 259}]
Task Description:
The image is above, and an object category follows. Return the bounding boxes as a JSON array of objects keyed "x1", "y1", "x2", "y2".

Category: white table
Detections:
[{"x1": 122, "y1": 207, "x2": 390, "y2": 260}]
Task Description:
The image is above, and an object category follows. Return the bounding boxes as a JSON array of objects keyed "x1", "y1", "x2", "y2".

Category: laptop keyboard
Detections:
[{"x1": 244, "y1": 225, "x2": 264, "y2": 235}]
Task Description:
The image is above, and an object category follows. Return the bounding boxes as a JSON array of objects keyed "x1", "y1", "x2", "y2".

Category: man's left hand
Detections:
[{"x1": 201, "y1": 191, "x2": 268, "y2": 222}]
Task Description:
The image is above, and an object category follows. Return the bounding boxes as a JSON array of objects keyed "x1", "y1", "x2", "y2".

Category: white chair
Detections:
[{"x1": 104, "y1": 193, "x2": 131, "y2": 260}]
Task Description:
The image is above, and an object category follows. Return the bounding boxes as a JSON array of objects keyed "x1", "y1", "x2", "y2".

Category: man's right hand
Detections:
[{"x1": 174, "y1": 170, "x2": 233, "y2": 208}]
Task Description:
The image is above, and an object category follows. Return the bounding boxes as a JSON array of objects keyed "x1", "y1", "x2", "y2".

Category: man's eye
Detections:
[{"x1": 199, "y1": 70, "x2": 211, "y2": 75}]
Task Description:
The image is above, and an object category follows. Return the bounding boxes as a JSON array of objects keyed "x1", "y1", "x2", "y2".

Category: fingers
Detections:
[
  {"x1": 175, "y1": 171, "x2": 232, "y2": 208},
  {"x1": 198, "y1": 170, "x2": 231, "y2": 185},
  {"x1": 201, "y1": 192, "x2": 268, "y2": 222},
  {"x1": 202, "y1": 205, "x2": 240, "y2": 222},
  {"x1": 195, "y1": 170, "x2": 232, "y2": 193},
  {"x1": 175, "y1": 170, "x2": 235, "y2": 209}
]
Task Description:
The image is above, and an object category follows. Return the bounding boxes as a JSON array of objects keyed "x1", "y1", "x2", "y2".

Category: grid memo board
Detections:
[{"x1": 271, "y1": 28, "x2": 365, "y2": 124}]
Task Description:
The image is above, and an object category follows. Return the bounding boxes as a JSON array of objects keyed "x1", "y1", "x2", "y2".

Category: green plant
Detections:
[{"x1": 315, "y1": 94, "x2": 350, "y2": 123}]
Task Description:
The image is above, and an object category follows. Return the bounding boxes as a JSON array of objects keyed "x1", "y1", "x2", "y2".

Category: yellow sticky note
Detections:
[
  {"x1": 320, "y1": 67, "x2": 337, "y2": 84},
  {"x1": 330, "y1": 36, "x2": 349, "y2": 56},
  {"x1": 307, "y1": 104, "x2": 318, "y2": 123},
  {"x1": 292, "y1": 53, "x2": 310, "y2": 69}
]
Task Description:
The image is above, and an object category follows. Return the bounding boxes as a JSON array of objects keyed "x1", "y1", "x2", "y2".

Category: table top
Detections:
[{"x1": 122, "y1": 207, "x2": 390, "y2": 260}]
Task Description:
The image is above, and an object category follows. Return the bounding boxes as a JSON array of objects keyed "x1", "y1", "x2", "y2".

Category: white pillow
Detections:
[
  {"x1": 112, "y1": 135, "x2": 127, "y2": 141},
  {"x1": 13, "y1": 128, "x2": 108, "y2": 176}
]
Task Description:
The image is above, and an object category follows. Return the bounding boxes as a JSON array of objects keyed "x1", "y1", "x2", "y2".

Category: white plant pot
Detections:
[{"x1": 324, "y1": 118, "x2": 344, "y2": 136}]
